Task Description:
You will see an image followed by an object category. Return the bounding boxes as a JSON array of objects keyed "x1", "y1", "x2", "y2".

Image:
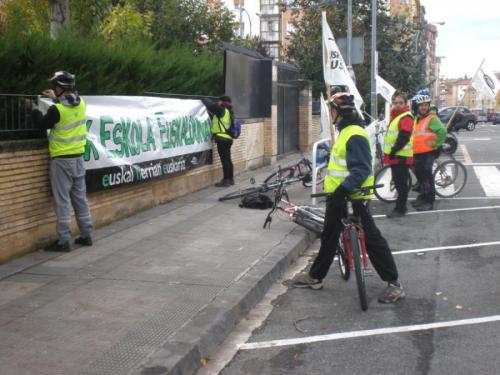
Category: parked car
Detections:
[
  {"x1": 471, "y1": 109, "x2": 487, "y2": 123},
  {"x1": 494, "y1": 112, "x2": 500, "y2": 125},
  {"x1": 438, "y1": 106, "x2": 477, "y2": 131}
]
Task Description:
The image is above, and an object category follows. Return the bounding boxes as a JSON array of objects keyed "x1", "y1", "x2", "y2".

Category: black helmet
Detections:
[
  {"x1": 329, "y1": 92, "x2": 356, "y2": 115},
  {"x1": 49, "y1": 71, "x2": 75, "y2": 89}
]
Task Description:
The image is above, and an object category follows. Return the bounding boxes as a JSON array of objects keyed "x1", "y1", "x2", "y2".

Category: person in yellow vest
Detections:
[
  {"x1": 202, "y1": 96, "x2": 234, "y2": 187},
  {"x1": 383, "y1": 94, "x2": 414, "y2": 218},
  {"x1": 411, "y1": 90, "x2": 447, "y2": 211},
  {"x1": 31, "y1": 71, "x2": 93, "y2": 252},
  {"x1": 292, "y1": 93, "x2": 405, "y2": 304}
]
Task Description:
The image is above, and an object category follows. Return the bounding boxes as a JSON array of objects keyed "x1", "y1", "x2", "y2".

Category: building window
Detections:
[
  {"x1": 286, "y1": 22, "x2": 295, "y2": 35},
  {"x1": 261, "y1": 18, "x2": 279, "y2": 41},
  {"x1": 261, "y1": 0, "x2": 279, "y2": 15}
]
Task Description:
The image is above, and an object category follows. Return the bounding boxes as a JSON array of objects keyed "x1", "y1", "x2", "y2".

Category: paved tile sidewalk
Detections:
[{"x1": 0, "y1": 154, "x2": 317, "y2": 375}]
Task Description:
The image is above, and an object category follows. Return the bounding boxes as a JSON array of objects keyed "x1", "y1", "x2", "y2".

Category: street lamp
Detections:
[
  {"x1": 239, "y1": 6, "x2": 253, "y2": 38},
  {"x1": 414, "y1": 21, "x2": 445, "y2": 53}
]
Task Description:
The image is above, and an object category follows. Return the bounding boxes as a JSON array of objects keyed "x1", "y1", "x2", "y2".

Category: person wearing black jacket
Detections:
[
  {"x1": 202, "y1": 96, "x2": 234, "y2": 187},
  {"x1": 291, "y1": 93, "x2": 405, "y2": 304}
]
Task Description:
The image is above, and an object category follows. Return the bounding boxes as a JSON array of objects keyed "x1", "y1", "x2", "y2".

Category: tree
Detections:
[
  {"x1": 49, "y1": 0, "x2": 69, "y2": 38},
  {"x1": 100, "y1": 2, "x2": 153, "y2": 42}
]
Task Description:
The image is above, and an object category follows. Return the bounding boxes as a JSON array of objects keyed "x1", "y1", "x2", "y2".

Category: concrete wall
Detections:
[{"x1": 0, "y1": 86, "x2": 313, "y2": 263}]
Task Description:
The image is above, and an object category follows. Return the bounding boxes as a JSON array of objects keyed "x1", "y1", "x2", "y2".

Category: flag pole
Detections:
[{"x1": 447, "y1": 59, "x2": 485, "y2": 129}]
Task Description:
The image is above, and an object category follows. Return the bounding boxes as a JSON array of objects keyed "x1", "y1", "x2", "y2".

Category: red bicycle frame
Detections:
[{"x1": 343, "y1": 224, "x2": 369, "y2": 270}]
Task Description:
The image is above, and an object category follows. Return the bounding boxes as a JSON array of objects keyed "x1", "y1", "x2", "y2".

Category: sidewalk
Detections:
[{"x1": 0, "y1": 154, "x2": 317, "y2": 375}]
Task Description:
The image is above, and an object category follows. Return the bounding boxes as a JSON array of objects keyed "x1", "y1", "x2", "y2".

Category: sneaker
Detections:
[
  {"x1": 75, "y1": 236, "x2": 93, "y2": 246},
  {"x1": 378, "y1": 283, "x2": 406, "y2": 303},
  {"x1": 386, "y1": 209, "x2": 406, "y2": 218},
  {"x1": 416, "y1": 202, "x2": 434, "y2": 211},
  {"x1": 291, "y1": 273, "x2": 323, "y2": 290},
  {"x1": 45, "y1": 241, "x2": 70, "y2": 253}
]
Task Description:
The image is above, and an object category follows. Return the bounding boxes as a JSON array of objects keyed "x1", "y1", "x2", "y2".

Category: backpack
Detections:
[
  {"x1": 228, "y1": 113, "x2": 241, "y2": 139},
  {"x1": 238, "y1": 193, "x2": 273, "y2": 209}
]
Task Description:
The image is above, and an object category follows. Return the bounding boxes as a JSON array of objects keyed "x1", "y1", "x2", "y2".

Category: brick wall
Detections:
[{"x1": 0, "y1": 120, "x2": 265, "y2": 263}]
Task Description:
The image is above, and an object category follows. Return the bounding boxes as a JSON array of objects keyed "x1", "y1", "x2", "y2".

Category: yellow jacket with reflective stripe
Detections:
[
  {"x1": 48, "y1": 99, "x2": 87, "y2": 158},
  {"x1": 211, "y1": 108, "x2": 232, "y2": 140},
  {"x1": 324, "y1": 125, "x2": 374, "y2": 200},
  {"x1": 383, "y1": 111, "x2": 414, "y2": 157}
]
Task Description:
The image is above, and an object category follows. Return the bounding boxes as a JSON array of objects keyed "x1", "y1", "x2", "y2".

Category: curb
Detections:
[{"x1": 135, "y1": 227, "x2": 317, "y2": 375}]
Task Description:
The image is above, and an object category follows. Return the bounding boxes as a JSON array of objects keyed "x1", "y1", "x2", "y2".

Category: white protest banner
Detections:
[
  {"x1": 472, "y1": 63, "x2": 500, "y2": 99},
  {"x1": 376, "y1": 75, "x2": 396, "y2": 103},
  {"x1": 322, "y1": 11, "x2": 364, "y2": 109},
  {"x1": 75, "y1": 96, "x2": 212, "y2": 191}
]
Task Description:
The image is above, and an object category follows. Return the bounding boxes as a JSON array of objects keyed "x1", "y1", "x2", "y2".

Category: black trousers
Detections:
[
  {"x1": 414, "y1": 151, "x2": 438, "y2": 203},
  {"x1": 391, "y1": 164, "x2": 410, "y2": 212},
  {"x1": 216, "y1": 140, "x2": 234, "y2": 180},
  {"x1": 309, "y1": 199, "x2": 399, "y2": 282}
]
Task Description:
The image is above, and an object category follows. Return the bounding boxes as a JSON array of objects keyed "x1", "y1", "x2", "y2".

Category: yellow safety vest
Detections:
[
  {"x1": 324, "y1": 125, "x2": 374, "y2": 200},
  {"x1": 383, "y1": 111, "x2": 414, "y2": 157},
  {"x1": 48, "y1": 99, "x2": 87, "y2": 158},
  {"x1": 211, "y1": 109, "x2": 232, "y2": 140}
]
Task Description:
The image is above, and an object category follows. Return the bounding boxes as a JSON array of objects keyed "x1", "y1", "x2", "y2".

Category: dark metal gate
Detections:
[{"x1": 276, "y1": 62, "x2": 300, "y2": 155}]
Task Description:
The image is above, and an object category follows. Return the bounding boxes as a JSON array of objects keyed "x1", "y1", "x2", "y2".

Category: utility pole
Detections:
[
  {"x1": 370, "y1": 0, "x2": 377, "y2": 118},
  {"x1": 347, "y1": 0, "x2": 352, "y2": 66}
]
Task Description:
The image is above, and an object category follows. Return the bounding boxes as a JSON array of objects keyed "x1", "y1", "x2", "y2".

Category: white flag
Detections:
[
  {"x1": 320, "y1": 94, "x2": 332, "y2": 141},
  {"x1": 376, "y1": 75, "x2": 396, "y2": 103},
  {"x1": 457, "y1": 85, "x2": 467, "y2": 101},
  {"x1": 472, "y1": 64, "x2": 500, "y2": 99},
  {"x1": 322, "y1": 11, "x2": 363, "y2": 108}
]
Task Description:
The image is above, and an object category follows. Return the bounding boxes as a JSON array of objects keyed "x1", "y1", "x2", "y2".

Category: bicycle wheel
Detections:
[
  {"x1": 337, "y1": 239, "x2": 350, "y2": 281},
  {"x1": 434, "y1": 160, "x2": 467, "y2": 198},
  {"x1": 218, "y1": 186, "x2": 262, "y2": 201},
  {"x1": 264, "y1": 167, "x2": 295, "y2": 185},
  {"x1": 373, "y1": 165, "x2": 412, "y2": 203},
  {"x1": 349, "y1": 227, "x2": 368, "y2": 311},
  {"x1": 303, "y1": 167, "x2": 325, "y2": 187}
]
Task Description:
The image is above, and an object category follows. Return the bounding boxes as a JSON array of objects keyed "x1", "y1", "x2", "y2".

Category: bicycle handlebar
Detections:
[{"x1": 310, "y1": 184, "x2": 384, "y2": 198}]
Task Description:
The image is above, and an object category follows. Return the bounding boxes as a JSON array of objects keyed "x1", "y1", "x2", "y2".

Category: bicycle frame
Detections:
[{"x1": 342, "y1": 202, "x2": 369, "y2": 270}]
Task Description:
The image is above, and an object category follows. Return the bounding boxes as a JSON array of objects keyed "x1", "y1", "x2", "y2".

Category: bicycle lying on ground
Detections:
[
  {"x1": 219, "y1": 158, "x2": 322, "y2": 202},
  {"x1": 373, "y1": 152, "x2": 467, "y2": 202},
  {"x1": 263, "y1": 178, "x2": 383, "y2": 311}
]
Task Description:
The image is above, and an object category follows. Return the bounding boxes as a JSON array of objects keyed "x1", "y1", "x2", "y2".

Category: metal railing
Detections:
[{"x1": 0, "y1": 94, "x2": 42, "y2": 140}]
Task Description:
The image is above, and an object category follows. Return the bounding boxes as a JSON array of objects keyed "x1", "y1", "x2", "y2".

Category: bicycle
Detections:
[
  {"x1": 219, "y1": 159, "x2": 321, "y2": 202},
  {"x1": 311, "y1": 186, "x2": 381, "y2": 311},
  {"x1": 262, "y1": 179, "x2": 350, "y2": 281},
  {"x1": 373, "y1": 152, "x2": 467, "y2": 203},
  {"x1": 264, "y1": 157, "x2": 325, "y2": 188}
]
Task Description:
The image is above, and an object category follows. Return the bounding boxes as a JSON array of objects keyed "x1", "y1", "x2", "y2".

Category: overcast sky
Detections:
[{"x1": 419, "y1": 0, "x2": 500, "y2": 78}]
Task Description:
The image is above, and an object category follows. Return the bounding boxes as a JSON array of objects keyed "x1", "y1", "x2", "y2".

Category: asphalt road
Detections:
[{"x1": 202, "y1": 122, "x2": 500, "y2": 375}]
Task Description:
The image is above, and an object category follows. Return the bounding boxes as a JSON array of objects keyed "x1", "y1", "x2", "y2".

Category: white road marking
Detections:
[
  {"x1": 460, "y1": 138, "x2": 492, "y2": 141},
  {"x1": 239, "y1": 315, "x2": 500, "y2": 351},
  {"x1": 465, "y1": 163, "x2": 500, "y2": 166},
  {"x1": 373, "y1": 205, "x2": 500, "y2": 218},
  {"x1": 474, "y1": 166, "x2": 500, "y2": 196},
  {"x1": 392, "y1": 240, "x2": 500, "y2": 255},
  {"x1": 460, "y1": 144, "x2": 473, "y2": 165}
]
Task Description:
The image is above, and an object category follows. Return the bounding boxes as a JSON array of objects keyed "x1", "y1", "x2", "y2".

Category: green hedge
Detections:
[{"x1": 0, "y1": 31, "x2": 224, "y2": 96}]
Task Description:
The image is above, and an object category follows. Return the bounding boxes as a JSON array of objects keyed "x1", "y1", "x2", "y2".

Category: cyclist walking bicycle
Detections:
[
  {"x1": 384, "y1": 94, "x2": 414, "y2": 218},
  {"x1": 292, "y1": 93, "x2": 405, "y2": 304},
  {"x1": 411, "y1": 90, "x2": 447, "y2": 211}
]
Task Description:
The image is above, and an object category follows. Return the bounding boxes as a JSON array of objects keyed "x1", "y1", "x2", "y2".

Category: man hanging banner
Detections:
[
  {"x1": 472, "y1": 63, "x2": 500, "y2": 99},
  {"x1": 64, "y1": 96, "x2": 213, "y2": 192},
  {"x1": 321, "y1": 11, "x2": 363, "y2": 109},
  {"x1": 376, "y1": 74, "x2": 396, "y2": 103}
]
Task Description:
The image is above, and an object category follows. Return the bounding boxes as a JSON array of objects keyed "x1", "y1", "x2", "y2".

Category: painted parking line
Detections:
[
  {"x1": 392, "y1": 240, "x2": 500, "y2": 256},
  {"x1": 373, "y1": 205, "x2": 500, "y2": 219},
  {"x1": 239, "y1": 315, "x2": 500, "y2": 351},
  {"x1": 460, "y1": 144, "x2": 472, "y2": 165},
  {"x1": 474, "y1": 166, "x2": 500, "y2": 196}
]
